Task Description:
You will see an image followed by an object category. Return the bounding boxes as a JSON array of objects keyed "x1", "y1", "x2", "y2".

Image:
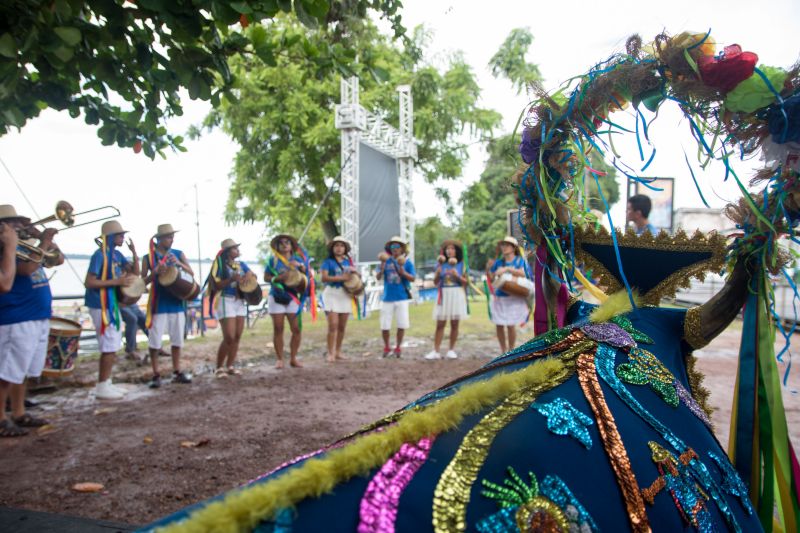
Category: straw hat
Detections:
[
  {"x1": 384, "y1": 236, "x2": 407, "y2": 253},
  {"x1": 440, "y1": 239, "x2": 463, "y2": 262},
  {"x1": 0, "y1": 204, "x2": 30, "y2": 224},
  {"x1": 220, "y1": 238, "x2": 239, "y2": 250},
  {"x1": 328, "y1": 235, "x2": 351, "y2": 254},
  {"x1": 100, "y1": 220, "x2": 127, "y2": 237},
  {"x1": 270, "y1": 233, "x2": 298, "y2": 251},
  {"x1": 497, "y1": 236, "x2": 521, "y2": 255},
  {"x1": 154, "y1": 224, "x2": 178, "y2": 238}
]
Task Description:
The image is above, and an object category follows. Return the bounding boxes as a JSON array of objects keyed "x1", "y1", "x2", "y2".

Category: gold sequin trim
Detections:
[
  {"x1": 683, "y1": 306, "x2": 708, "y2": 350},
  {"x1": 431, "y1": 350, "x2": 581, "y2": 533},
  {"x1": 684, "y1": 353, "x2": 714, "y2": 421},
  {"x1": 516, "y1": 495, "x2": 570, "y2": 531},
  {"x1": 573, "y1": 226, "x2": 727, "y2": 306},
  {"x1": 577, "y1": 351, "x2": 651, "y2": 533}
]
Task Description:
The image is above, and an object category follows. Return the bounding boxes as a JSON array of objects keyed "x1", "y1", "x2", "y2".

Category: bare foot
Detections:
[
  {"x1": 290, "y1": 359, "x2": 303, "y2": 368},
  {"x1": 335, "y1": 353, "x2": 347, "y2": 361},
  {"x1": 326, "y1": 354, "x2": 336, "y2": 363},
  {"x1": 275, "y1": 359, "x2": 285, "y2": 369}
]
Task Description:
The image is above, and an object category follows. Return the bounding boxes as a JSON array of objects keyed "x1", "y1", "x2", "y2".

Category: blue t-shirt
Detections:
[
  {"x1": 266, "y1": 253, "x2": 306, "y2": 297},
  {"x1": 439, "y1": 261, "x2": 464, "y2": 288},
  {"x1": 636, "y1": 223, "x2": 658, "y2": 236},
  {"x1": 321, "y1": 257, "x2": 353, "y2": 289},
  {"x1": 218, "y1": 261, "x2": 251, "y2": 297},
  {"x1": 85, "y1": 248, "x2": 130, "y2": 309},
  {"x1": 490, "y1": 256, "x2": 527, "y2": 297},
  {"x1": 144, "y1": 248, "x2": 187, "y2": 314},
  {"x1": 0, "y1": 258, "x2": 52, "y2": 325},
  {"x1": 382, "y1": 257, "x2": 415, "y2": 302}
]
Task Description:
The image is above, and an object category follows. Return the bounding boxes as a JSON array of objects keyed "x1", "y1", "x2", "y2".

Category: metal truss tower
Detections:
[{"x1": 335, "y1": 77, "x2": 417, "y2": 262}]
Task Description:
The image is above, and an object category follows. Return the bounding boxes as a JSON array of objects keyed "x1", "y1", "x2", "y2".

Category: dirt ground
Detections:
[{"x1": 0, "y1": 314, "x2": 798, "y2": 527}]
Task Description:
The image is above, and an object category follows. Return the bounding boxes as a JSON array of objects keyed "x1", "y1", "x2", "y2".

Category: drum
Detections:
[
  {"x1": 118, "y1": 276, "x2": 145, "y2": 306},
  {"x1": 158, "y1": 266, "x2": 201, "y2": 301},
  {"x1": 281, "y1": 269, "x2": 308, "y2": 294},
  {"x1": 238, "y1": 273, "x2": 263, "y2": 306},
  {"x1": 43, "y1": 317, "x2": 82, "y2": 377},
  {"x1": 493, "y1": 272, "x2": 535, "y2": 298},
  {"x1": 343, "y1": 272, "x2": 365, "y2": 296}
]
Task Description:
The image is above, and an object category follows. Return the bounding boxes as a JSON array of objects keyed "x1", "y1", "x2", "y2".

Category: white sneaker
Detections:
[
  {"x1": 95, "y1": 380, "x2": 124, "y2": 400},
  {"x1": 424, "y1": 350, "x2": 442, "y2": 360},
  {"x1": 107, "y1": 380, "x2": 127, "y2": 396},
  {"x1": 445, "y1": 350, "x2": 458, "y2": 359}
]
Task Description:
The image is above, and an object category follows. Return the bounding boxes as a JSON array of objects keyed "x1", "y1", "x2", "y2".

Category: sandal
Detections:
[
  {"x1": 13, "y1": 413, "x2": 49, "y2": 428},
  {"x1": 215, "y1": 368, "x2": 228, "y2": 379},
  {"x1": 0, "y1": 419, "x2": 28, "y2": 437},
  {"x1": 227, "y1": 367, "x2": 242, "y2": 376}
]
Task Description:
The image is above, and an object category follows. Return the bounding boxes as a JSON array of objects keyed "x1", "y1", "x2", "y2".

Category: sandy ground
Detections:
[{"x1": 0, "y1": 315, "x2": 797, "y2": 527}]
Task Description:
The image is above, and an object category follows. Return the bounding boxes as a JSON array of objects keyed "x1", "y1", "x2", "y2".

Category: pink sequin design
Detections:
[{"x1": 358, "y1": 436, "x2": 435, "y2": 533}]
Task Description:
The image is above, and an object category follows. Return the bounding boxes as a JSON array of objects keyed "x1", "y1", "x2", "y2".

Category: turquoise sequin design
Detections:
[
  {"x1": 532, "y1": 397, "x2": 593, "y2": 449},
  {"x1": 708, "y1": 451, "x2": 755, "y2": 515}
]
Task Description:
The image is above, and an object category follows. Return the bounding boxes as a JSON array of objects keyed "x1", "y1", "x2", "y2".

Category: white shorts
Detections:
[
  {"x1": 491, "y1": 296, "x2": 530, "y2": 326},
  {"x1": 323, "y1": 286, "x2": 352, "y2": 315},
  {"x1": 0, "y1": 319, "x2": 49, "y2": 384},
  {"x1": 148, "y1": 312, "x2": 185, "y2": 349},
  {"x1": 268, "y1": 294, "x2": 300, "y2": 315},
  {"x1": 433, "y1": 286, "x2": 468, "y2": 321},
  {"x1": 380, "y1": 300, "x2": 410, "y2": 330},
  {"x1": 88, "y1": 308, "x2": 123, "y2": 353},
  {"x1": 216, "y1": 296, "x2": 247, "y2": 319}
]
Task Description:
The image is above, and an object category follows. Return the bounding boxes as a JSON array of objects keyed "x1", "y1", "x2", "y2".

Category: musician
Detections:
[
  {"x1": 488, "y1": 236, "x2": 529, "y2": 352},
  {"x1": 0, "y1": 222, "x2": 18, "y2": 293},
  {"x1": 425, "y1": 239, "x2": 468, "y2": 360},
  {"x1": 320, "y1": 236, "x2": 356, "y2": 363},
  {"x1": 376, "y1": 236, "x2": 416, "y2": 357},
  {"x1": 85, "y1": 220, "x2": 139, "y2": 400},
  {"x1": 0, "y1": 204, "x2": 61, "y2": 437},
  {"x1": 141, "y1": 224, "x2": 193, "y2": 388},
  {"x1": 210, "y1": 238, "x2": 251, "y2": 377},
  {"x1": 263, "y1": 234, "x2": 306, "y2": 369}
]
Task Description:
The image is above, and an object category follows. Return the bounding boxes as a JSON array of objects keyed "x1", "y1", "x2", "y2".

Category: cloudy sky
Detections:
[{"x1": 1, "y1": 0, "x2": 798, "y2": 272}]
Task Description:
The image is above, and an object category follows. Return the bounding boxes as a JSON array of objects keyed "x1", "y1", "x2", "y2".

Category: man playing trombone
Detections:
[
  {"x1": 0, "y1": 222, "x2": 18, "y2": 294},
  {"x1": 0, "y1": 204, "x2": 62, "y2": 437}
]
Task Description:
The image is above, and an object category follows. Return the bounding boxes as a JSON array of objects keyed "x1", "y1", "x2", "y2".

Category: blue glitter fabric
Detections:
[
  {"x1": 708, "y1": 451, "x2": 756, "y2": 515},
  {"x1": 532, "y1": 397, "x2": 594, "y2": 449}
]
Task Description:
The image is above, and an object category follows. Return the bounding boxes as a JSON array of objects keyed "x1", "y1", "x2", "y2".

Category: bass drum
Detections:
[
  {"x1": 43, "y1": 317, "x2": 82, "y2": 377},
  {"x1": 493, "y1": 272, "x2": 535, "y2": 298},
  {"x1": 118, "y1": 276, "x2": 146, "y2": 306},
  {"x1": 158, "y1": 266, "x2": 201, "y2": 301}
]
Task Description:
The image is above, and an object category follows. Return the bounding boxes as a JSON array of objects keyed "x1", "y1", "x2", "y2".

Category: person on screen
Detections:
[{"x1": 626, "y1": 194, "x2": 658, "y2": 236}]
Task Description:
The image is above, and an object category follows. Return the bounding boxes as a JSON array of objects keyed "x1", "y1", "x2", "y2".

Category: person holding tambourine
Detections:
[
  {"x1": 320, "y1": 236, "x2": 357, "y2": 363},
  {"x1": 209, "y1": 238, "x2": 252, "y2": 378},
  {"x1": 488, "y1": 236, "x2": 530, "y2": 353},
  {"x1": 263, "y1": 234, "x2": 306, "y2": 369},
  {"x1": 425, "y1": 239, "x2": 468, "y2": 360}
]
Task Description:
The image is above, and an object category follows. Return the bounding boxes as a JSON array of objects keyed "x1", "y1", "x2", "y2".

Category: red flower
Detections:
[{"x1": 698, "y1": 45, "x2": 758, "y2": 93}]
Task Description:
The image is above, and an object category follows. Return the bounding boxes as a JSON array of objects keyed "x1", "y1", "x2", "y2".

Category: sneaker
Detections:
[
  {"x1": 424, "y1": 350, "x2": 442, "y2": 360},
  {"x1": 393, "y1": 347, "x2": 402, "y2": 358},
  {"x1": 382, "y1": 346, "x2": 391, "y2": 357},
  {"x1": 172, "y1": 371, "x2": 192, "y2": 384},
  {"x1": 148, "y1": 374, "x2": 162, "y2": 389},
  {"x1": 107, "y1": 380, "x2": 127, "y2": 395},
  {"x1": 95, "y1": 380, "x2": 124, "y2": 400},
  {"x1": 445, "y1": 350, "x2": 458, "y2": 359}
]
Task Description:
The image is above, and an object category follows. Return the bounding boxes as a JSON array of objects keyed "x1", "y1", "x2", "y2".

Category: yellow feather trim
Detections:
[
  {"x1": 159, "y1": 357, "x2": 573, "y2": 533},
  {"x1": 589, "y1": 289, "x2": 640, "y2": 323}
]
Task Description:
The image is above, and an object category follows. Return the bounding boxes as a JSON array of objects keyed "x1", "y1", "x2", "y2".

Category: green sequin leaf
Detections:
[
  {"x1": 616, "y1": 363, "x2": 649, "y2": 385},
  {"x1": 610, "y1": 315, "x2": 654, "y2": 344}
]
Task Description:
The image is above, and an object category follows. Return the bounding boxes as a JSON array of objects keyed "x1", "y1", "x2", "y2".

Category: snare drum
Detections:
[
  {"x1": 43, "y1": 317, "x2": 82, "y2": 377},
  {"x1": 493, "y1": 272, "x2": 535, "y2": 298},
  {"x1": 343, "y1": 272, "x2": 365, "y2": 296},
  {"x1": 158, "y1": 266, "x2": 201, "y2": 301},
  {"x1": 118, "y1": 277, "x2": 145, "y2": 306}
]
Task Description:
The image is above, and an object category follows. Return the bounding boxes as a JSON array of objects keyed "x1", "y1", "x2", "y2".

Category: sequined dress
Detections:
[{"x1": 147, "y1": 302, "x2": 761, "y2": 533}]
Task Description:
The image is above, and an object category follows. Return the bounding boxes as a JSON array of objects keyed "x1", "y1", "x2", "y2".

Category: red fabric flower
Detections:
[{"x1": 698, "y1": 45, "x2": 758, "y2": 93}]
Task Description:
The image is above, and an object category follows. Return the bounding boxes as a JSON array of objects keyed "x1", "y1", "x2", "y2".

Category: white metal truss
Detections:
[{"x1": 335, "y1": 77, "x2": 418, "y2": 263}]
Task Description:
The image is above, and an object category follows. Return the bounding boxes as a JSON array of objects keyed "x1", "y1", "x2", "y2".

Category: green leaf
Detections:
[
  {"x1": 54, "y1": 27, "x2": 82, "y2": 47},
  {"x1": 255, "y1": 44, "x2": 276, "y2": 66},
  {"x1": 52, "y1": 46, "x2": 75, "y2": 63},
  {"x1": 0, "y1": 34, "x2": 16, "y2": 59},
  {"x1": 294, "y1": 2, "x2": 319, "y2": 29},
  {"x1": 54, "y1": 0, "x2": 73, "y2": 18},
  {"x1": 248, "y1": 24, "x2": 268, "y2": 47},
  {"x1": 1, "y1": 107, "x2": 25, "y2": 127},
  {"x1": 370, "y1": 66, "x2": 389, "y2": 82},
  {"x1": 229, "y1": 1, "x2": 253, "y2": 14}
]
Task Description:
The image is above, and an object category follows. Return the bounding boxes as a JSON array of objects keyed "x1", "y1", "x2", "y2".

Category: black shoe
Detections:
[
  {"x1": 172, "y1": 371, "x2": 192, "y2": 384},
  {"x1": 148, "y1": 374, "x2": 162, "y2": 389}
]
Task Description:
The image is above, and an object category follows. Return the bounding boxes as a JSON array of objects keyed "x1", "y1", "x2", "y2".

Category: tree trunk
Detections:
[{"x1": 321, "y1": 217, "x2": 339, "y2": 241}]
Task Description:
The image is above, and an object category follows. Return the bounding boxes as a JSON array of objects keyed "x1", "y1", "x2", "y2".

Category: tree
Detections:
[
  {"x1": 201, "y1": 20, "x2": 502, "y2": 240},
  {"x1": 414, "y1": 216, "x2": 455, "y2": 268},
  {"x1": 488, "y1": 27, "x2": 542, "y2": 96},
  {"x1": 0, "y1": 0, "x2": 406, "y2": 158}
]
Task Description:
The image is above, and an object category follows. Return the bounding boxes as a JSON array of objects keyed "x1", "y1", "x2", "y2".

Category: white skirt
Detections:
[
  {"x1": 490, "y1": 295, "x2": 530, "y2": 326},
  {"x1": 433, "y1": 286, "x2": 468, "y2": 321},
  {"x1": 323, "y1": 286, "x2": 353, "y2": 314}
]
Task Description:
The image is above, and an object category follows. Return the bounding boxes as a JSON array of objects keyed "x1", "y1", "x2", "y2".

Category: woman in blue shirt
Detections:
[
  {"x1": 263, "y1": 234, "x2": 306, "y2": 369},
  {"x1": 211, "y1": 238, "x2": 251, "y2": 378},
  {"x1": 320, "y1": 236, "x2": 357, "y2": 362},
  {"x1": 425, "y1": 240, "x2": 468, "y2": 360},
  {"x1": 489, "y1": 236, "x2": 531, "y2": 352}
]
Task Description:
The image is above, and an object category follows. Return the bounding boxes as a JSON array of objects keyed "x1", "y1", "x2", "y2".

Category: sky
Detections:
[{"x1": 1, "y1": 0, "x2": 799, "y2": 281}]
